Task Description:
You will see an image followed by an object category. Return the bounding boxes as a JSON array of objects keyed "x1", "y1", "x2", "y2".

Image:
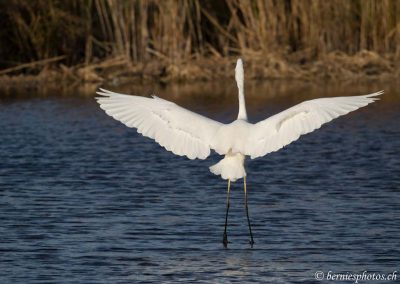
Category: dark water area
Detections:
[{"x1": 0, "y1": 81, "x2": 399, "y2": 283}]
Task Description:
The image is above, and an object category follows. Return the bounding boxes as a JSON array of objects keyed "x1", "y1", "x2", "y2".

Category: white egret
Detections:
[{"x1": 96, "y1": 59, "x2": 383, "y2": 247}]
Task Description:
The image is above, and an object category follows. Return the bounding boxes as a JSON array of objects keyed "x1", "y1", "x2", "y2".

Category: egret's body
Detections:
[{"x1": 96, "y1": 59, "x2": 382, "y2": 247}]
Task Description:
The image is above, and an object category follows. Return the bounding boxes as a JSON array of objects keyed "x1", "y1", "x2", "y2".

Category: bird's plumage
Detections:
[
  {"x1": 96, "y1": 89, "x2": 221, "y2": 160},
  {"x1": 243, "y1": 91, "x2": 383, "y2": 159},
  {"x1": 96, "y1": 59, "x2": 383, "y2": 181}
]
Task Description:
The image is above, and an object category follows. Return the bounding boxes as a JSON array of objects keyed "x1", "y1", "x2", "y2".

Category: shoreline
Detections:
[{"x1": 0, "y1": 51, "x2": 397, "y2": 91}]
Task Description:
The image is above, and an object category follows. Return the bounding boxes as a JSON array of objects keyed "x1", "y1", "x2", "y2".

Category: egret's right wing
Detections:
[
  {"x1": 244, "y1": 91, "x2": 383, "y2": 159},
  {"x1": 96, "y1": 89, "x2": 223, "y2": 160}
]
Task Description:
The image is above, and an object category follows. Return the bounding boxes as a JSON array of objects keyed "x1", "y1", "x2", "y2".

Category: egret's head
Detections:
[{"x1": 235, "y1": 58, "x2": 244, "y2": 89}]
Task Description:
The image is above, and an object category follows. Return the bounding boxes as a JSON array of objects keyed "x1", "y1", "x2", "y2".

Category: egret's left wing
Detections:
[
  {"x1": 96, "y1": 89, "x2": 222, "y2": 159},
  {"x1": 243, "y1": 91, "x2": 383, "y2": 159}
]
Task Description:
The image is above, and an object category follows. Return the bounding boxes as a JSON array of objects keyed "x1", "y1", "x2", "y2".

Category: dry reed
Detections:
[{"x1": 0, "y1": 0, "x2": 399, "y2": 81}]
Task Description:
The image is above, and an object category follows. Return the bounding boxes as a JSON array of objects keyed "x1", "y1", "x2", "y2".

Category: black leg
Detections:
[
  {"x1": 223, "y1": 179, "x2": 231, "y2": 247},
  {"x1": 244, "y1": 176, "x2": 254, "y2": 247}
]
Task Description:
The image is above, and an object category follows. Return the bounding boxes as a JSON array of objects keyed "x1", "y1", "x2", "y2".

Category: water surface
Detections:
[{"x1": 0, "y1": 81, "x2": 399, "y2": 283}]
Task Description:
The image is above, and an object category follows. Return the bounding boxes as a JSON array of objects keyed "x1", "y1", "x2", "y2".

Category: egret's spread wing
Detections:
[
  {"x1": 96, "y1": 89, "x2": 222, "y2": 159},
  {"x1": 245, "y1": 91, "x2": 383, "y2": 159}
]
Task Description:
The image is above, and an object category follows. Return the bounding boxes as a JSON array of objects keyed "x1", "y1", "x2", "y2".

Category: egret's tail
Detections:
[{"x1": 209, "y1": 152, "x2": 246, "y2": 182}]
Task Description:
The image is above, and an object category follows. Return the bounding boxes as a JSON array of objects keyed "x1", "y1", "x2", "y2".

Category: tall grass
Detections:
[
  {"x1": 1, "y1": 0, "x2": 399, "y2": 70},
  {"x1": 94, "y1": 0, "x2": 204, "y2": 62}
]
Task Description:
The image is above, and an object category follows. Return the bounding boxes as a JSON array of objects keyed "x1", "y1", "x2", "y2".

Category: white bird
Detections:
[{"x1": 96, "y1": 58, "x2": 383, "y2": 247}]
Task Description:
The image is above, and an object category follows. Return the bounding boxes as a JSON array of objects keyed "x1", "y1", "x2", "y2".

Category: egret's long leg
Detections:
[
  {"x1": 223, "y1": 179, "x2": 231, "y2": 247},
  {"x1": 244, "y1": 176, "x2": 254, "y2": 247}
]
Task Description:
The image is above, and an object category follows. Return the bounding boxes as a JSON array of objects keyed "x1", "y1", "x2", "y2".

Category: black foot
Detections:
[
  {"x1": 223, "y1": 232, "x2": 228, "y2": 248},
  {"x1": 249, "y1": 239, "x2": 254, "y2": 248}
]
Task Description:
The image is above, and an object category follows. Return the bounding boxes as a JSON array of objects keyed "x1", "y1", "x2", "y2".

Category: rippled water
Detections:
[{"x1": 0, "y1": 81, "x2": 399, "y2": 283}]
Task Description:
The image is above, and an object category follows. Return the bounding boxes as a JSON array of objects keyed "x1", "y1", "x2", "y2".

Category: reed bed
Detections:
[{"x1": 0, "y1": 0, "x2": 399, "y2": 83}]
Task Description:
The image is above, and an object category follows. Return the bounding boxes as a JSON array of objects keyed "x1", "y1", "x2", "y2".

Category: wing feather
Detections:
[
  {"x1": 244, "y1": 91, "x2": 383, "y2": 159},
  {"x1": 96, "y1": 89, "x2": 222, "y2": 159}
]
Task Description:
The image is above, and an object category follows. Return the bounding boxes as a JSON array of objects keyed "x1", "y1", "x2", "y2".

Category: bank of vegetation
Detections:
[{"x1": 1, "y1": 0, "x2": 399, "y2": 86}]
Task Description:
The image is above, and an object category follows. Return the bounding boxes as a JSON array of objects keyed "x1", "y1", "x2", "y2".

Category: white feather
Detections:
[
  {"x1": 243, "y1": 91, "x2": 383, "y2": 159},
  {"x1": 96, "y1": 88, "x2": 222, "y2": 160}
]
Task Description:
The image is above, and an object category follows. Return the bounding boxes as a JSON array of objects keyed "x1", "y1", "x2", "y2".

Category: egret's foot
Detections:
[
  {"x1": 223, "y1": 232, "x2": 228, "y2": 248},
  {"x1": 249, "y1": 239, "x2": 254, "y2": 248}
]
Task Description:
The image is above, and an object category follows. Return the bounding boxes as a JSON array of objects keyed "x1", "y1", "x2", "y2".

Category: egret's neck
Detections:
[
  {"x1": 237, "y1": 87, "x2": 247, "y2": 120},
  {"x1": 235, "y1": 58, "x2": 247, "y2": 120}
]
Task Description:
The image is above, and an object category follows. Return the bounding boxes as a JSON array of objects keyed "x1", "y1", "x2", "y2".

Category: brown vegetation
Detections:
[{"x1": 0, "y1": 0, "x2": 399, "y2": 85}]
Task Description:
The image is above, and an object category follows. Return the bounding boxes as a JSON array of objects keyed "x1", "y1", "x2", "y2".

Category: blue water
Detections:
[{"x1": 0, "y1": 82, "x2": 399, "y2": 283}]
